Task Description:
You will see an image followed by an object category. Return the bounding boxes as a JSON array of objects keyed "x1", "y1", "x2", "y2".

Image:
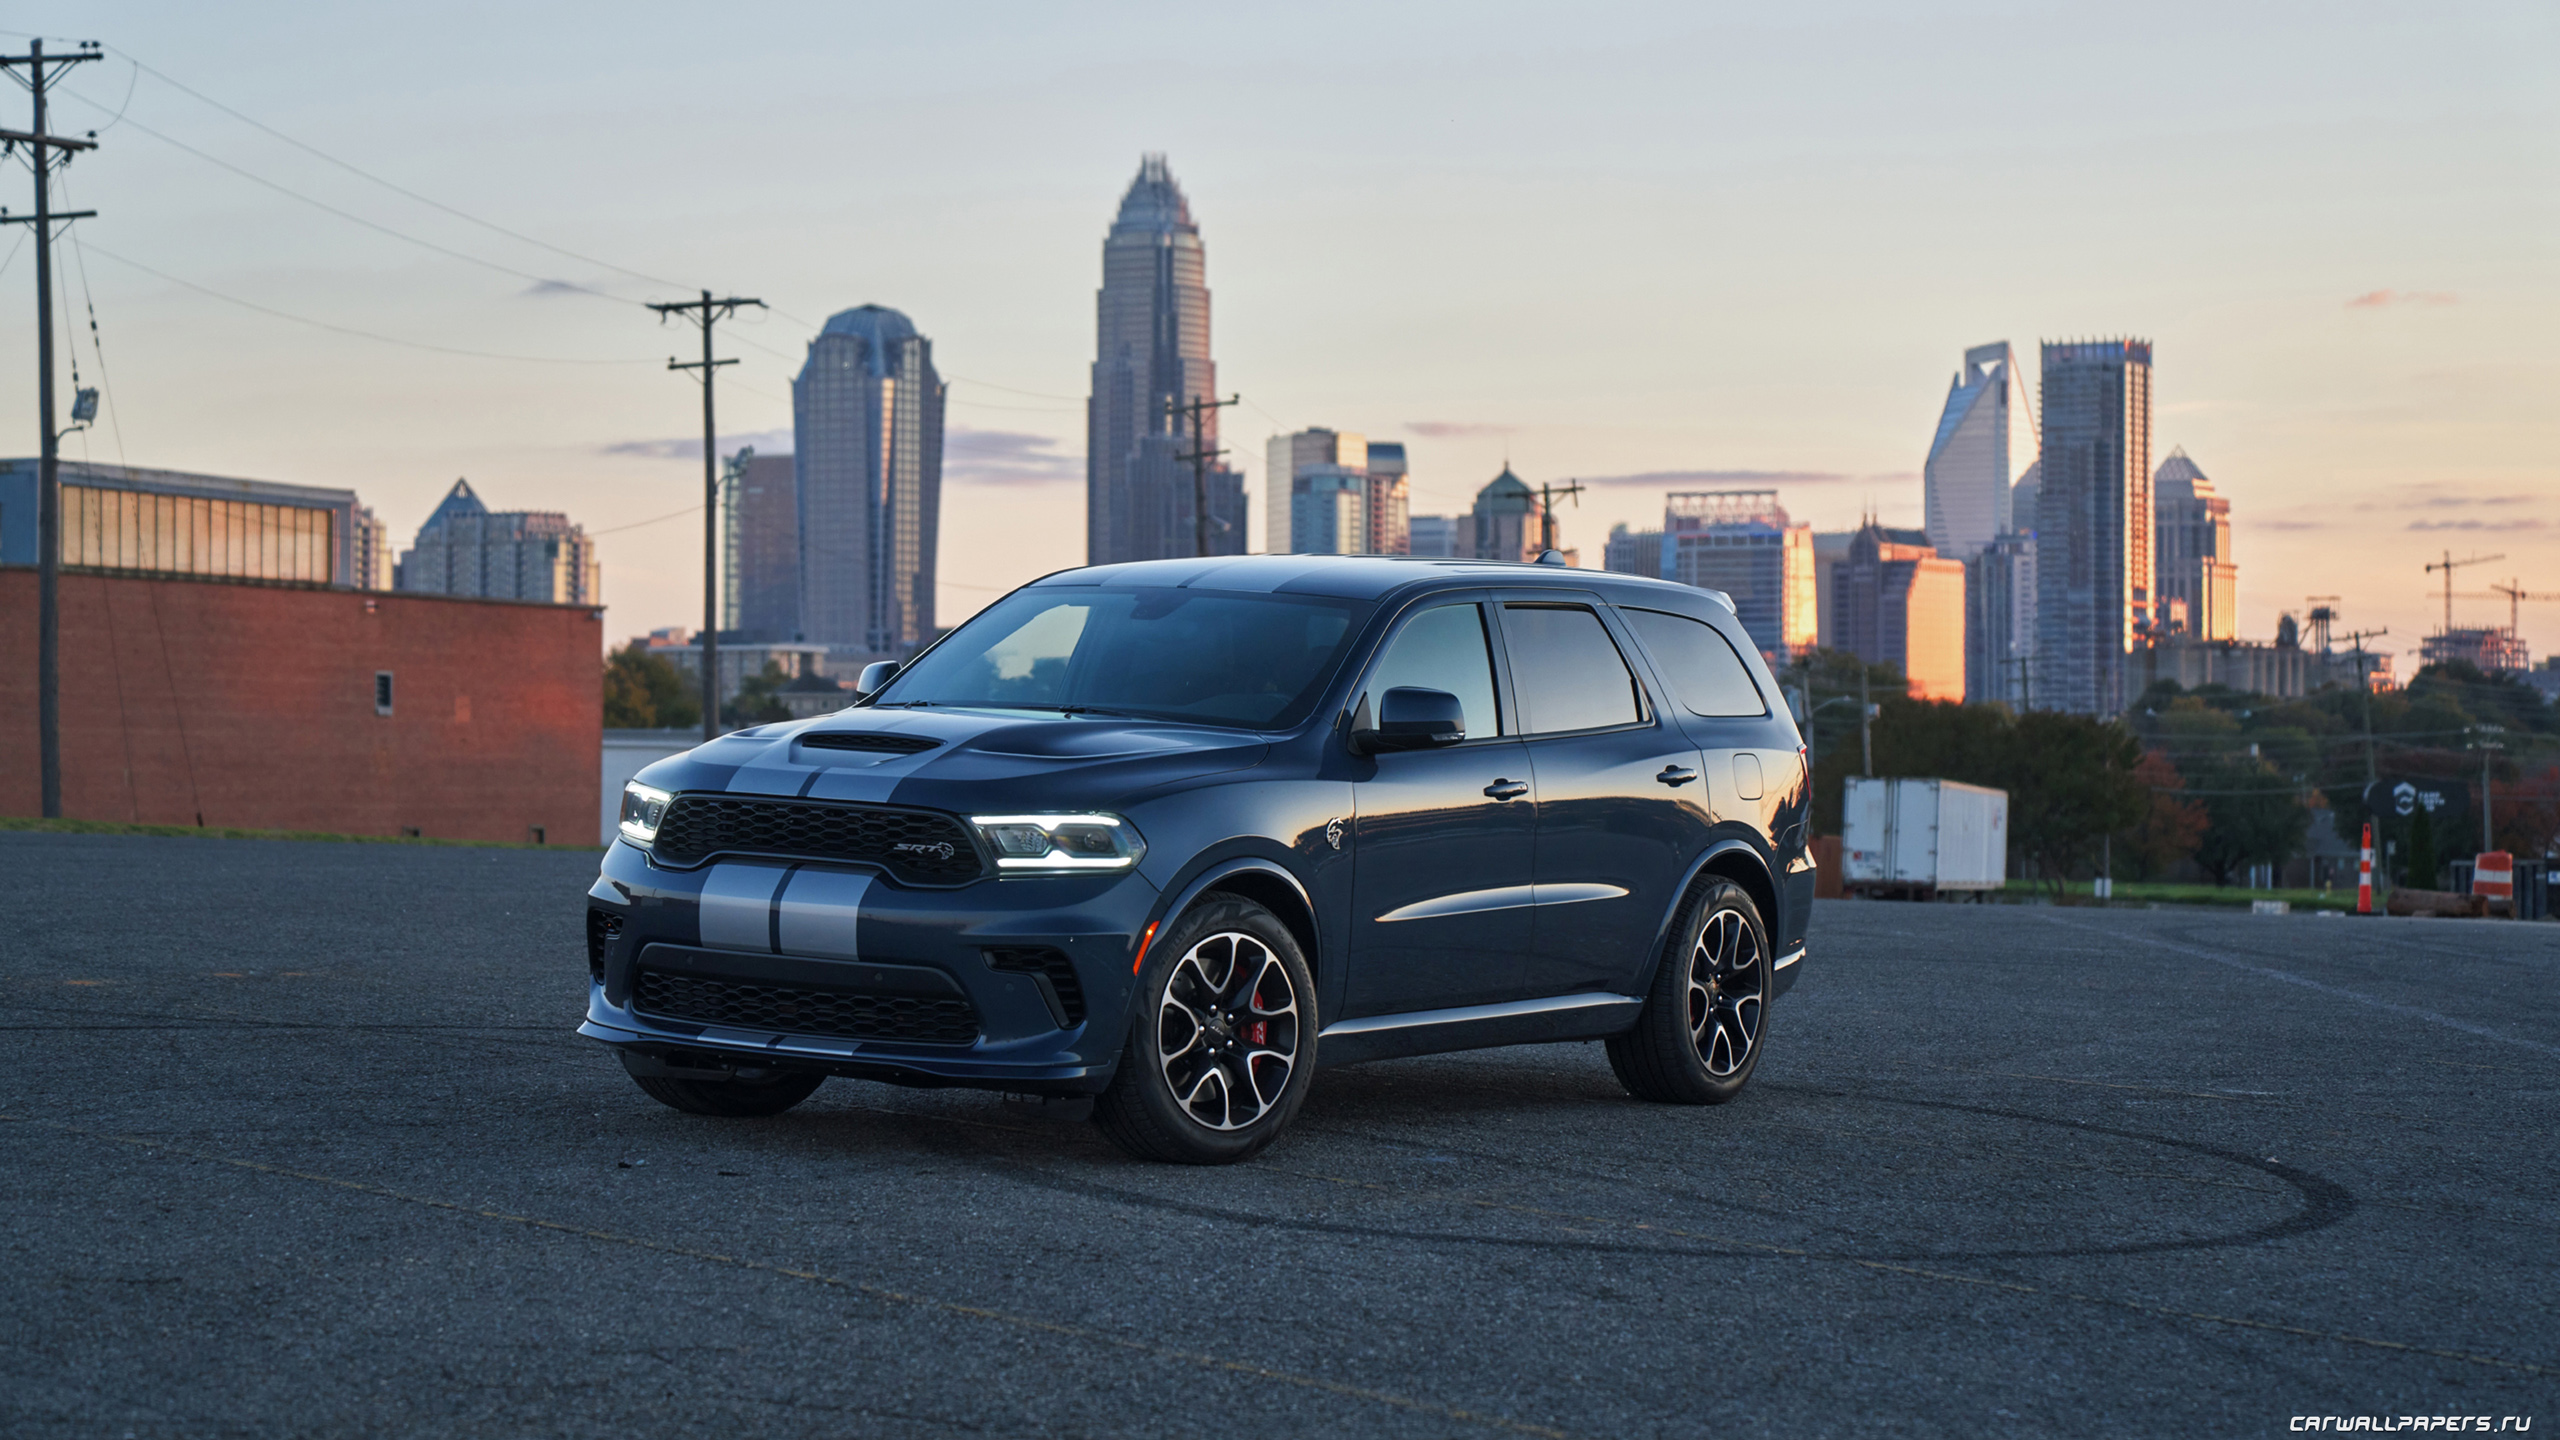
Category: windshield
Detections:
[{"x1": 875, "y1": 585, "x2": 1373, "y2": 729}]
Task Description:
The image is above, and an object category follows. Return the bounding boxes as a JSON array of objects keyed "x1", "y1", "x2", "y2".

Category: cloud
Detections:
[
  {"x1": 521, "y1": 279, "x2": 595, "y2": 298},
  {"x1": 1402, "y1": 421, "x2": 1518, "y2": 438},
  {"x1": 2408, "y1": 517, "x2": 2547, "y2": 532},
  {"x1": 601, "y1": 428, "x2": 794, "y2": 460},
  {"x1": 1582, "y1": 468, "x2": 1916, "y2": 490},
  {"x1": 2347, "y1": 289, "x2": 2457, "y2": 309},
  {"x1": 945, "y1": 427, "x2": 1081, "y2": 487},
  {"x1": 2254, "y1": 518, "x2": 2330, "y2": 531}
]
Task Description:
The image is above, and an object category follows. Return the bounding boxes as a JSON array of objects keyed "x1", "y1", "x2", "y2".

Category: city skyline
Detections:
[{"x1": 2, "y1": 3, "x2": 2549, "y2": 668}]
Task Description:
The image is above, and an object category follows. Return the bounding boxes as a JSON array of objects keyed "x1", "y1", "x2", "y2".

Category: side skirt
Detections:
[{"x1": 1315, "y1": 992, "x2": 1643, "y2": 1068}]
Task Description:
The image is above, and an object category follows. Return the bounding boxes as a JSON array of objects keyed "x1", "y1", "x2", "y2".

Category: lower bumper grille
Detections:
[{"x1": 633, "y1": 968, "x2": 980, "y2": 1047}]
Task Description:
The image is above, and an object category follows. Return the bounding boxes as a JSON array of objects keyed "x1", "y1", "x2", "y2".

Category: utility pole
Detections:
[
  {"x1": 648, "y1": 290, "x2": 763, "y2": 744},
  {"x1": 1165, "y1": 393, "x2": 1238, "y2": 557},
  {"x1": 2339, "y1": 627, "x2": 2388, "y2": 785},
  {"x1": 2424, "y1": 550, "x2": 2501, "y2": 635},
  {"x1": 1536, "y1": 479, "x2": 1586, "y2": 556},
  {"x1": 1, "y1": 39, "x2": 102, "y2": 820},
  {"x1": 2470, "y1": 726, "x2": 2504, "y2": 854},
  {"x1": 1859, "y1": 665, "x2": 1874, "y2": 778}
]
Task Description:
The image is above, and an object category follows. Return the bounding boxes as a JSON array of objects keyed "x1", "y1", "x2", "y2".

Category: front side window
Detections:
[
  {"x1": 1362, "y1": 602, "x2": 1501, "y2": 740},
  {"x1": 1501, "y1": 604, "x2": 1643, "y2": 735},
  {"x1": 1621, "y1": 608, "x2": 1768, "y2": 717},
  {"x1": 876, "y1": 585, "x2": 1371, "y2": 729}
]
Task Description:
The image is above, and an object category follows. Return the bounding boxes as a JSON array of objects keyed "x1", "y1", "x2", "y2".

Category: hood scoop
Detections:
[{"x1": 800, "y1": 732, "x2": 940, "y2": 754}]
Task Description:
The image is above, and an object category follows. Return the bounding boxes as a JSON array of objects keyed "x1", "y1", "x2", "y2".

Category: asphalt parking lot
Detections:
[{"x1": 4, "y1": 833, "x2": 2556, "y2": 1437}]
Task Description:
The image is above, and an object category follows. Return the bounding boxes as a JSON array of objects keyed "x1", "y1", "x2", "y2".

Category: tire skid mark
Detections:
[
  {"x1": 809, "y1": 1102, "x2": 2555, "y2": 1381},
  {"x1": 0, "y1": 1114, "x2": 1581, "y2": 1440}
]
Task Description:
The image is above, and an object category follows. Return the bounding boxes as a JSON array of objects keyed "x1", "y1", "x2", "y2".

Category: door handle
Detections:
[
  {"x1": 1657, "y1": 765, "x2": 1699, "y2": 787},
  {"x1": 1483, "y1": 779, "x2": 1530, "y2": 801}
]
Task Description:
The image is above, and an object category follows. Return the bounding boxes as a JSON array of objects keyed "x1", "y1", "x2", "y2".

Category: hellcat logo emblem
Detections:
[
  {"x1": 1324, "y1": 818, "x2": 1345, "y2": 851},
  {"x1": 893, "y1": 841, "x2": 956, "y2": 861}
]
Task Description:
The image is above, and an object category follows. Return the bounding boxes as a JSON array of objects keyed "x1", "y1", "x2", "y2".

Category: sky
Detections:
[{"x1": 4, "y1": 1, "x2": 2555, "y2": 668}]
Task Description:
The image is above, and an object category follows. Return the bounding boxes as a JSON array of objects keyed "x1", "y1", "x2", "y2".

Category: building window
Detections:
[
  {"x1": 375, "y1": 671, "x2": 394, "y2": 716},
  {"x1": 62, "y1": 484, "x2": 335, "y2": 584}
]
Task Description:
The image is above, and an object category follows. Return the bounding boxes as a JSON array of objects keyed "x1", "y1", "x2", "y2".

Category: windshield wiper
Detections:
[{"x1": 961, "y1": 702, "x2": 1150, "y2": 719}]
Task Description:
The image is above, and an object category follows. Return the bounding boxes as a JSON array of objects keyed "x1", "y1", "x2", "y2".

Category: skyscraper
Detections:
[
  {"x1": 2033, "y1": 339, "x2": 2154, "y2": 715},
  {"x1": 1471, "y1": 466, "x2": 1544, "y2": 564},
  {"x1": 794, "y1": 305, "x2": 943, "y2": 658},
  {"x1": 1087, "y1": 155, "x2": 1244, "y2": 563},
  {"x1": 1923, "y1": 342, "x2": 2032, "y2": 561},
  {"x1": 1833, "y1": 522, "x2": 1967, "y2": 702},
  {"x1": 722, "y1": 447, "x2": 799, "y2": 642},
  {"x1": 1662, "y1": 490, "x2": 1817, "y2": 659},
  {"x1": 395, "y1": 478, "x2": 599, "y2": 605},
  {"x1": 1363, "y1": 442, "x2": 1412, "y2": 556},
  {"x1": 1267, "y1": 429, "x2": 1368, "y2": 554},
  {"x1": 2152, "y1": 446, "x2": 2236, "y2": 641}
]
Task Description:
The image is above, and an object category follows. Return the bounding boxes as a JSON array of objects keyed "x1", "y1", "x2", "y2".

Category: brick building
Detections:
[{"x1": 2, "y1": 569, "x2": 600, "y2": 843}]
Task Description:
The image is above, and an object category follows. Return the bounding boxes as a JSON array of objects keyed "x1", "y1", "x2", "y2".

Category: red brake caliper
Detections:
[{"x1": 1246, "y1": 986, "x2": 1269, "y2": 1048}]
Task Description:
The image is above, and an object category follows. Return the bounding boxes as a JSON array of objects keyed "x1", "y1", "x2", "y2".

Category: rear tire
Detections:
[
  {"x1": 621, "y1": 1054, "x2": 825, "y2": 1117},
  {"x1": 1096, "y1": 896, "x2": 1316, "y2": 1164},
  {"x1": 1607, "y1": 877, "x2": 1770, "y2": 1105}
]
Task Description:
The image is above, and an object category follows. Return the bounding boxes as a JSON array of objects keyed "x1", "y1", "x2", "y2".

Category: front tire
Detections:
[
  {"x1": 1096, "y1": 896, "x2": 1316, "y2": 1164},
  {"x1": 621, "y1": 1053, "x2": 825, "y2": 1117},
  {"x1": 1607, "y1": 877, "x2": 1770, "y2": 1105}
]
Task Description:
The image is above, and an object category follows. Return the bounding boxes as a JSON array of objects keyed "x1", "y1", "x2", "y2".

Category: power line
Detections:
[
  {"x1": 58, "y1": 99, "x2": 635, "y2": 305},
  {"x1": 588, "y1": 503, "x2": 702, "y2": 536},
  {"x1": 75, "y1": 48, "x2": 691, "y2": 293},
  {"x1": 79, "y1": 241, "x2": 660, "y2": 365}
]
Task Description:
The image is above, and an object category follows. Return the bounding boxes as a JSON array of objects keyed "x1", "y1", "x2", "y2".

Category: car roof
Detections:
[{"x1": 1028, "y1": 553, "x2": 1735, "y2": 612}]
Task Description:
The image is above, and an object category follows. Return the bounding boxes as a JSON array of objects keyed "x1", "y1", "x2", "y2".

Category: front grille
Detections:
[
  {"x1": 586, "y1": 908, "x2": 624, "y2": 979},
  {"x1": 801, "y1": 732, "x2": 940, "y2": 754},
  {"x1": 651, "y1": 795, "x2": 985, "y2": 883},
  {"x1": 984, "y1": 946, "x2": 1085, "y2": 1027},
  {"x1": 633, "y1": 969, "x2": 980, "y2": 1046}
]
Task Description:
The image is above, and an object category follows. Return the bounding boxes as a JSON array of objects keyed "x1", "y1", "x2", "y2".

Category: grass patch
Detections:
[
  {"x1": 0, "y1": 816, "x2": 596, "y2": 851},
  {"x1": 2001, "y1": 878, "x2": 2354, "y2": 911}
]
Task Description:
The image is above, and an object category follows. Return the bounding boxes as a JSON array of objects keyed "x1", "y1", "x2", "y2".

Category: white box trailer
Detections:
[{"x1": 1841, "y1": 777, "x2": 2008, "y2": 899}]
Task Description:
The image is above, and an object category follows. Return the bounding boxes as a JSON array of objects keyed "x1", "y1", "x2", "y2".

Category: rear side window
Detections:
[
  {"x1": 1622, "y1": 608, "x2": 1766, "y2": 717},
  {"x1": 1501, "y1": 605, "x2": 1642, "y2": 735},
  {"x1": 1364, "y1": 602, "x2": 1501, "y2": 739}
]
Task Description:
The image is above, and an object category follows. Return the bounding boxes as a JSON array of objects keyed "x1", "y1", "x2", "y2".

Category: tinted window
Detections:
[
  {"x1": 878, "y1": 586, "x2": 1370, "y2": 729},
  {"x1": 1501, "y1": 605, "x2": 1642, "y2": 734},
  {"x1": 1623, "y1": 608, "x2": 1767, "y2": 717},
  {"x1": 1364, "y1": 603, "x2": 1500, "y2": 739}
]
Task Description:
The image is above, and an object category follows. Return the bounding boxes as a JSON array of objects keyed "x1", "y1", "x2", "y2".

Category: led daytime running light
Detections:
[{"x1": 619, "y1": 782, "x2": 673, "y2": 845}]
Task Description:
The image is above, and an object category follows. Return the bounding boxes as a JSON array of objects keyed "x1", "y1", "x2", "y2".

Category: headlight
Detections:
[
  {"x1": 968, "y1": 813, "x2": 1147, "y2": 873},
  {"x1": 619, "y1": 782, "x2": 673, "y2": 845}
]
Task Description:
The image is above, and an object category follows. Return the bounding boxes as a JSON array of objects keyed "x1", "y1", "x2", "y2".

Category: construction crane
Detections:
[
  {"x1": 2424, "y1": 551, "x2": 2503, "y2": 632},
  {"x1": 2304, "y1": 597, "x2": 2342, "y2": 652},
  {"x1": 2490, "y1": 579, "x2": 2555, "y2": 639}
]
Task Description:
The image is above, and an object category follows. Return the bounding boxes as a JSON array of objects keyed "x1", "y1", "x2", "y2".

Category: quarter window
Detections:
[
  {"x1": 1363, "y1": 603, "x2": 1500, "y2": 740},
  {"x1": 1622, "y1": 608, "x2": 1767, "y2": 718},
  {"x1": 1501, "y1": 605, "x2": 1642, "y2": 735}
]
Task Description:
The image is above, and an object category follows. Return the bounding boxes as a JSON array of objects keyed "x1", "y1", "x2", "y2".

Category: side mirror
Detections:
[
  {"x1": 853, "y1": 660, "x2": 900, "y2": 699},
  {"x1": 1353, "y1": 687, "x2": 1467, "y2": 754}
]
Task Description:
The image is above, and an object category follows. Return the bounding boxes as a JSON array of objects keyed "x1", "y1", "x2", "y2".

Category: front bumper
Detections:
[{"x1": 580, "y1": 838, "x2": 1160, "y2": 1095}]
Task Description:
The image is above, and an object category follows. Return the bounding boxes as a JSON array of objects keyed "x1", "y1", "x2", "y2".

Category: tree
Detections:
[
  {"x1": 2493, "y1": 762, "x2": 2560, "y2": 860},
  {"x1": 2122, "y1": 748, "x2": 2208, "y2": 880},
  {"x1": 2004, "y1": 711, "x2": 2147, "y2": 895},
  {"x1": 2186, "y1": 753, "x2": 2312, "y2": 887},
  {"x1": 722, "y1": 662, "x2": 795, "y2": 729},
  {"x1": 603, "y1": 644, "x2": 700, "y2": 730},
  {"x1": 2405, "y1": 803, "x2": 2441, "y2": 891}
]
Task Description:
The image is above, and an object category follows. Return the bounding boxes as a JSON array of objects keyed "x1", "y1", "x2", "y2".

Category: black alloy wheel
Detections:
[
  {"x1": 1096, "y1": 895, "x2": 1316, "y2": 1164},
  {"x1": 1607, "y1": 876, "x2": 1770, "y2": 1104}
]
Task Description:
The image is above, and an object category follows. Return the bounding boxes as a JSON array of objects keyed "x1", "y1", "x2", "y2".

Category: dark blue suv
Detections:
[{"x1": 583, "y1": 554, "x2": 1813, "y2": 1163}]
